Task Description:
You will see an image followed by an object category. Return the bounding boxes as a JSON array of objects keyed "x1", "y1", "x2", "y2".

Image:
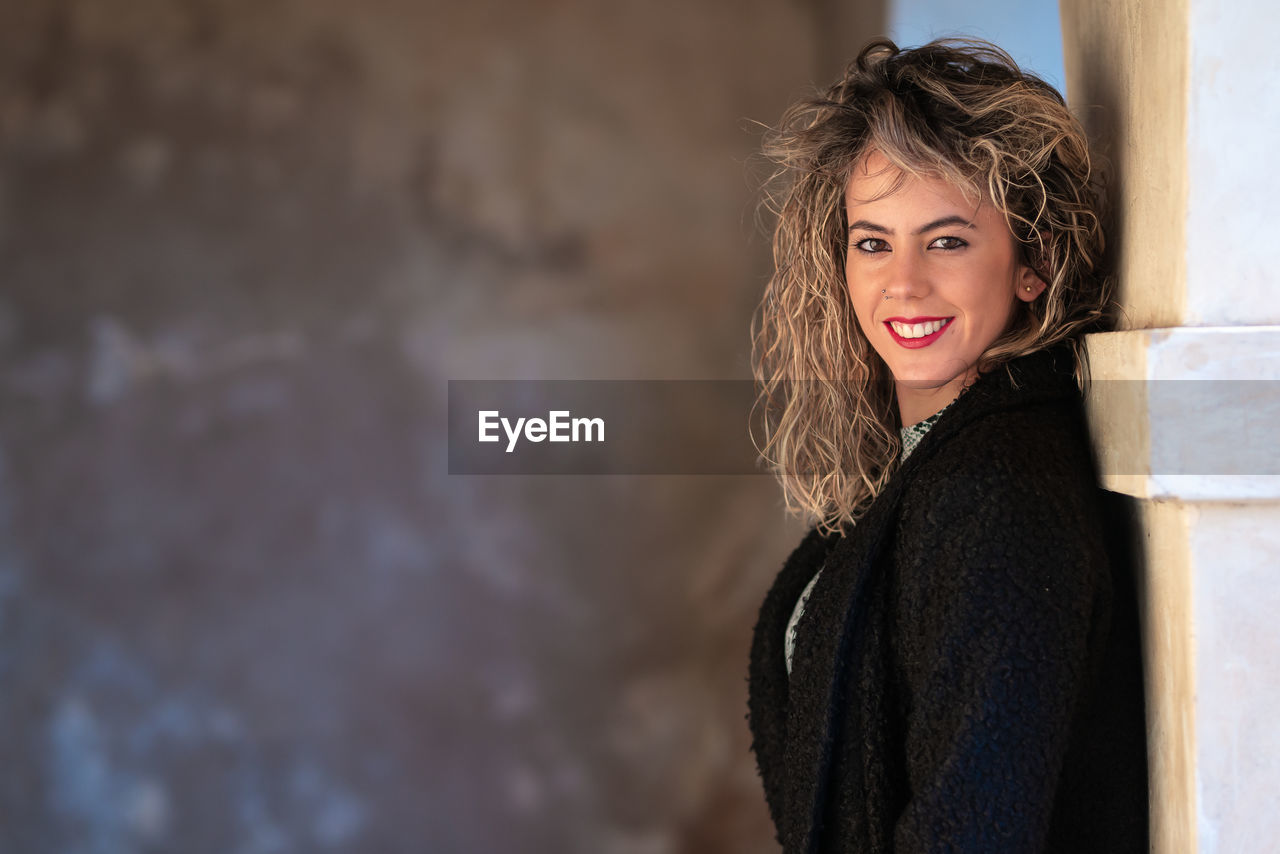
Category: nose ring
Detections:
[{"x1": 882, "y1": 289, "x2": 889, "y2": 301}]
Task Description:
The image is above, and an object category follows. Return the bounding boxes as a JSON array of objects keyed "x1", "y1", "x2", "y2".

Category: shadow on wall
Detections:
[{"x1": 0, "y1": 1, "x2": 825, "y2": 851}]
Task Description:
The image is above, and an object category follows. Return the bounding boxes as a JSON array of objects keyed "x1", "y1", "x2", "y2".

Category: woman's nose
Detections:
[{"x1": 882, "y1": 250, "x2": 930, "y2": 300}]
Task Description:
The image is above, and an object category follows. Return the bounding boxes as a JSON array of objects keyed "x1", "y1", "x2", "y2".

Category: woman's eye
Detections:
[
  {"x1": 852, "y1": 237, "x2": 888, "y2": 253},
  {"x1": 930, "y1": 236, "x2": 967, "y2": 250}
]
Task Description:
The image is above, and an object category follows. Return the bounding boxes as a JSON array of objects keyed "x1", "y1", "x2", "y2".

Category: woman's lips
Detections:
[{"x1": 884, "y1": 316, "x2": 953, "y2": 349}]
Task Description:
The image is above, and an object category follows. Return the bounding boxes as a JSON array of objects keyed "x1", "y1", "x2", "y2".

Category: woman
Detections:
[{"x1": 746, "y1": 39, "x2": 1148, "y2": 852}]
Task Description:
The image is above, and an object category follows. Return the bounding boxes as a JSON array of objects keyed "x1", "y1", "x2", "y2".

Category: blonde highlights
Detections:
[{"x1": 751, "y1": 38, "x2": 1112, "y2": 535}]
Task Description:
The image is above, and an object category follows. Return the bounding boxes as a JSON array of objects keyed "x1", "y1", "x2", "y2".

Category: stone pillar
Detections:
[{"x1": 1061, "y1": 1, "x2": 1280, "y2": 851}]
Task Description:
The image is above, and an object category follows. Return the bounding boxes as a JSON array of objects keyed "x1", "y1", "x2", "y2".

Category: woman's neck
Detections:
[{"x1": 895, "y1": 371, "x2": 974, "y2": 426}]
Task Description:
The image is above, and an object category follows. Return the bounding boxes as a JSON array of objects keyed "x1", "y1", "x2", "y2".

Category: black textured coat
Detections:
[{"x1": 747, "y1": 347, "x2": 1149, "y2": 853}]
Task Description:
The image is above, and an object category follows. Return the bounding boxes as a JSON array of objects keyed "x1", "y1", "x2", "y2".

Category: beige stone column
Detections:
[{"x1": 1061, "y1": 2, "x2": 1280, "y2": 852}]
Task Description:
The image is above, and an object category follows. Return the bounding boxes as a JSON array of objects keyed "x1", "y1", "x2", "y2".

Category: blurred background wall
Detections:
[
  {"x1": 0, "y1": 1, "x2": 864, "y2": 852},
  {"x1": 0, "y1": 1, "x2": 1065, "y2": 852}
]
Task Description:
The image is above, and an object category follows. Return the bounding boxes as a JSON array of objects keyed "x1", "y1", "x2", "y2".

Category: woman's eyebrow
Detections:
[
  {"x1": 847, "y1": 215, "x2": 976, "y2": 234},
  {"x1": 915, "y1": 215, "x2": 976, "y2": 234},
  {"x1": 847, "y1": 219, "x2": 889, "y2": 234}
]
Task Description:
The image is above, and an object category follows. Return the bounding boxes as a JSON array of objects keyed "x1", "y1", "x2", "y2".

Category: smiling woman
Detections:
[
  {"x1": 844, "y1": 151, "x2": 1046, "y2": 425},
  {"x1": 747, "y1": 39, "x2": 1148, "y2": 853}
]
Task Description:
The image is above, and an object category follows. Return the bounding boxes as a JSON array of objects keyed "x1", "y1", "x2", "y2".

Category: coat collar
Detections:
[
  {"x1": 905, "y1": 345, "x2": 1082, "y2": 468},
  {"x1": 749, "y1": 345, "x2": 1083, "y2": 853}
]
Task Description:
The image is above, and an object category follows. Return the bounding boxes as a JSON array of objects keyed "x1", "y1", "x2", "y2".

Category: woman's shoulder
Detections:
[
  {"x1": 904, "y1": 346, "x2": 1094, "y2": 479},
  {"x1": 786, "y1": 524, "x2": 841, "y2": 569},
  {"x1": 922, "y1": 385, "x2": 1094, "y2": 482},
  {"x1": 892, "y1": 400, "x2": 1111, "y2": 620},
  {"x1": 900, "y1": 396, "x2": 1104, "y2": 545}
]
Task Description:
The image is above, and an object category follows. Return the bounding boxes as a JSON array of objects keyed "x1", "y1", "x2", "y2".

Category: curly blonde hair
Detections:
[{"x1": 751, "y1": 37, "x2": 1112, "y2": 535}]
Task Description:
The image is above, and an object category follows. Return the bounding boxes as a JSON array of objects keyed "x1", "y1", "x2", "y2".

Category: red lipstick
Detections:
[{"x1": 884, "y1": 316, "x2": 953, "y2": 349}]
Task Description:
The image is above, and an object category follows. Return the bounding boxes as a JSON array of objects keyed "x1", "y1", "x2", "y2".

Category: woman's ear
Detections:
[
  {"x1": 1015, "y1": 231, "x2": 1050, "y2": 302},
  {"x1": 1015, "y1": 262, "x2": 1047, "y2": 302}
]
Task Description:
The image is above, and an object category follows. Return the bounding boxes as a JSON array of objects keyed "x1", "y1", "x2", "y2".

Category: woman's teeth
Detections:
[{"x1": 889, "y1": 318, "x2": 950, "y2": 339}]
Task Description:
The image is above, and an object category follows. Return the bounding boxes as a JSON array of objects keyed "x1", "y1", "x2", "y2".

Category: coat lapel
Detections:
[
  {"x1": 747, "y1": 525, "x2": 839, "y2": 834},
  {"x1": 782, "y1": 473, "x2": 908, "y2": 853}
]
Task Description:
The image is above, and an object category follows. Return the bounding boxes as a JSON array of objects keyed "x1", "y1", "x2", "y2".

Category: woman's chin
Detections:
[
  {"x1": 884, "y1": 354, "x2": 977, "y2": 393},
  {"x1": 892, "y1": 373, "x2": 963, "y2": 392}
]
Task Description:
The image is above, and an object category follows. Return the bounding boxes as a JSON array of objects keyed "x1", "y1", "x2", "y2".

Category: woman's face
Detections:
[{"x1": 844, "y1": 151, "x2": 1044, "y2": 423}]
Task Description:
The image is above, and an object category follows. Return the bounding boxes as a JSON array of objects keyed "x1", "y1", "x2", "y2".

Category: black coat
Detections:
[{"x1": 747, "y1": 347, "x2": 1149, "y2": 853}]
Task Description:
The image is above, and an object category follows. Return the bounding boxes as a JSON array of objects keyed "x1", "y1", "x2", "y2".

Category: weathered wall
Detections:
[
  {"x1": 0, "y1": 1, "x2": 835, "y2": 851},
  {"x1": 1061, "y1": 1, "x2": 1191, "y2": 846},
  {"x1": 1061, "y1": 0, "x2": 1188, "y2": 329}
]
